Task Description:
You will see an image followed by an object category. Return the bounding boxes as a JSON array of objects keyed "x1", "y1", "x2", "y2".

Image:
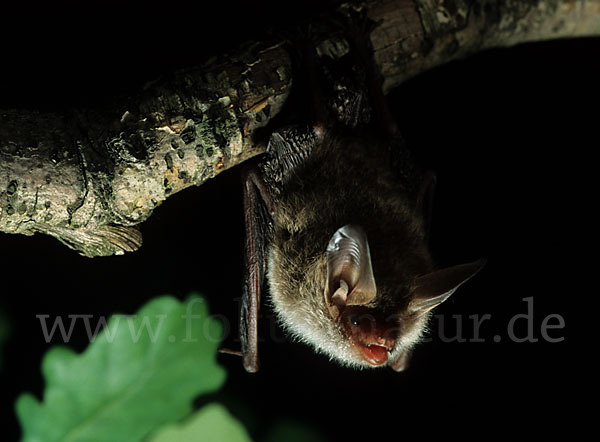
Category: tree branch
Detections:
[{"x1": 1, "y1": 0, "x2": 599, "y2": 257}]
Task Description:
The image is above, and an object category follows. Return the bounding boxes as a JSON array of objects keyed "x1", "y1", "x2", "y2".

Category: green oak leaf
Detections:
[
  {"x1": 146, "y1": 403, "x2": 252, "y2": 442},
  {"x1": 16, "y1": 295, "x2": 226, "y2": 442}
]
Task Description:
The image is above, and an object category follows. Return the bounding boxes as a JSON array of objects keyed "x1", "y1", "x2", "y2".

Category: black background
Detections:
[{"x1": 1, "y1": 1, "x2": 597, "y2": 441}]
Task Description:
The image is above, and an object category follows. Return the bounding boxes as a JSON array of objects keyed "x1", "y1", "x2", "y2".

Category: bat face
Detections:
[
  {"x1": 268, "y1": 219, "x2": 485, "y2": 370},
  {"x1": 263, "y1": 134, "x2": 485, "y2": 371},
  {"x1": 268, "y1": 242, "x2": 432, "y2": 370}
]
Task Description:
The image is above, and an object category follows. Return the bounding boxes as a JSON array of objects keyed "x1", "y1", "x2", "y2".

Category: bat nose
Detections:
[{"x1": 376, "y1": 333, "x2": 396, "y2": 352}]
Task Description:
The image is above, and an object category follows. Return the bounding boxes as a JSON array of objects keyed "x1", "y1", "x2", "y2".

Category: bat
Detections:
[{"x1": 230, "y1": 18, "x2": 485, "y2": 373}]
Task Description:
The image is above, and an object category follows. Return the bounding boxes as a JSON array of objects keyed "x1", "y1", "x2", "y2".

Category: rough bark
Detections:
[{"x1": 1, "y1": 0, "x2": 599, "y2": 257}]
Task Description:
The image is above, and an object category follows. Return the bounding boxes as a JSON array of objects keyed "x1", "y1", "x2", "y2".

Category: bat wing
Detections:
[
  {"x1": 239, "y1": 165, "x2": 273, "y2": 373},
  {"x1": 235, "y1": 125, "x2": 322, "y2": 372}
]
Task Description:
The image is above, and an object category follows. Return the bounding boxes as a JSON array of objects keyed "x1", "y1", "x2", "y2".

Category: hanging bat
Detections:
[{"x1": 230, "y1": 19, "x2": 485, "y2": 373}]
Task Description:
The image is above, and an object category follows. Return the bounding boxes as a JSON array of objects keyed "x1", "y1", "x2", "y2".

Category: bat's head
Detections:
[{"x1": 268, "y1": 224, "x2": 485, "y2": 371}]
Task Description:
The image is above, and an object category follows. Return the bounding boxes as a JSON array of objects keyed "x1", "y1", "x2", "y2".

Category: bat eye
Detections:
[{"x1": 350, "y1": 315, "x2": 361, "y2": 326}]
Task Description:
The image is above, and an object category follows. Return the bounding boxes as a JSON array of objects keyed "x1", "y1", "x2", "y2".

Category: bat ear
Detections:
[
  {"x1": 409, "y1": 258, "x2": 486, "y2": 314},
  {"x1": 324, "y1": 225, "x2": 377, "y2": 320}
]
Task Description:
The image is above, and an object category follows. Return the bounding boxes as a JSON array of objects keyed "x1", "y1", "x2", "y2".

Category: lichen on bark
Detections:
[{"x1": 0, "y1": 42, "x2": 291, "y2": 256}]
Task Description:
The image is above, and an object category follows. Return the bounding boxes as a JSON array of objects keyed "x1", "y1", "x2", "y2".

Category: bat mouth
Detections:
[
  {"x1": 358, "y1": 344, "x2": 390, "y2": 366},
  {"x1": 340, "y1": 306, "x2": 398, "y2": 367}
]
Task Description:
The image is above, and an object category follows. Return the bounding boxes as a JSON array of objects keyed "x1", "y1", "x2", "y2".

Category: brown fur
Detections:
[{"x1": 266, "y1": 129, "x2": 435, "y2": 368}]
